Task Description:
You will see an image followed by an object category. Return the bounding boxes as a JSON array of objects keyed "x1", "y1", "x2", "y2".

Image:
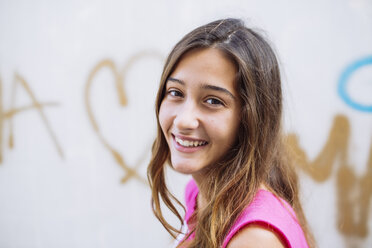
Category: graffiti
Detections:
[
  {"x1": 1, "y1": 53, "x2": 370, "y2": 246},
  {"x1": 338, "y1": 56, "x2": 372, "y2": 113},
  {"x1": 84, "y1": 51, "x2": 163, "y2": 184},
  {"x1": 287, "y1": 114, "x2": 372, "y2": 239},
  {"x1": 0, "y1": 73, "x2": 63, "y2": 163},
  {"x1": 336, "y1": 145, "x2": 372, "y2": 238}
]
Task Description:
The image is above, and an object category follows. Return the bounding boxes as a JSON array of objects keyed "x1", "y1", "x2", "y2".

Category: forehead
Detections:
[{"x1": 169, "y1": 48, "x2": 238, "y2": 91}]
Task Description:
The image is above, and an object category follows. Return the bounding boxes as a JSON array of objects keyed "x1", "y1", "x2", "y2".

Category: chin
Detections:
[
  {"x1": 171, "y1": 161, "x2": 200, "y2": 175},
  {"x1": 172, "y1": 165, "x2": 195, "y2": 175}
]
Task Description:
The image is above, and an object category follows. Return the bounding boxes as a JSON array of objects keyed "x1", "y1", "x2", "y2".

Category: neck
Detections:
[{"x1": 192, "y1": 173, "x2": 209, "y2": 210}]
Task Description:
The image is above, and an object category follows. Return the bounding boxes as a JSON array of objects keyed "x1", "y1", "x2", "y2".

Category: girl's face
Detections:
[{"x1": 159, "y1": 48, "x2": 240, "y2": 180}]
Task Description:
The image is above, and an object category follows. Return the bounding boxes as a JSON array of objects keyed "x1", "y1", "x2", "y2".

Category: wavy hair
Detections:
[{"x1": 147, "y1": 18, "x2": 315, "y2": 248}]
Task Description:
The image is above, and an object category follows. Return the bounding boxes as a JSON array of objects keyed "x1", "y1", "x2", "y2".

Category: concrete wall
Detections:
[{"x1": 0, "y1": 0, "x2": 371, "y2": 247}]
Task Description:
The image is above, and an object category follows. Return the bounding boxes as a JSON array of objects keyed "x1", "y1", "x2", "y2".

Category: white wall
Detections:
[{"x1": 0, "y1": 0, "x2": 371, "y2": 247}]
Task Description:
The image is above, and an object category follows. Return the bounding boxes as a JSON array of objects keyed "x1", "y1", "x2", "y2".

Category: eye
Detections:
[
  {"x1": 167, "y1": 89, "x2": 183, "y2": 97},
  {"x1": 205, "y1": 97, "x2": 225, "y2": 106}
]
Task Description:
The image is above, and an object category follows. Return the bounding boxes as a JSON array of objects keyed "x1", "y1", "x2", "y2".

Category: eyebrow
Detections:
[
  {"x1": 167, "y1": 77, "x2": 236, "y2": 100},
  {"x1": 168, "y1": 77, "x2": 185, "y2": 85}
]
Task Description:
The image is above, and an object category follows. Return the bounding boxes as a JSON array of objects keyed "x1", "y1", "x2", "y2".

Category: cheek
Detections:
[
  {"x1": 158, "y1": 102, "x2": 171, "y2": 134},
  {"x1": 227, "y1": 117, "x2": 240, "y2": 140},
  {"x1": 209, "y1": 115, "x2": 239, "y2": 143}
]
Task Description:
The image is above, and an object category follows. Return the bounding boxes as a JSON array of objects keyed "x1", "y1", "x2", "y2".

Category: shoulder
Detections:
[
  {"x1": 223, "y1": 189, "x2": 308, "y2": 248},
  {"x1": 185, "y1": 178, "x2": 198, "y2": 204},
  {"x1": 184, "y1": 178, "x2": 198, "y2": 223},
  {"x1": 226, "y1": 224, "x2": 286, "y2": 248}
]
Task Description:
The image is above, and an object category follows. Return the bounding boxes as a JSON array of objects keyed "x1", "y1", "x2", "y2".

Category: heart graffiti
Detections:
[{"x1": 84, "y1": 50, "x2": 163, "y2": 184}]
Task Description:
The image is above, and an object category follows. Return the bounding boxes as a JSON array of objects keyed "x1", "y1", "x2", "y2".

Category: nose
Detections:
[{"x1": 173, "y1": 101, "x2": 199, "y2": 131}]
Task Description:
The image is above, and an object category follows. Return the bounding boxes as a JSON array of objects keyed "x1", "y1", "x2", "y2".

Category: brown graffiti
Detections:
[
  {"x1": 84, "y1": 51, "x2": 163, "y2": 184},
  {"x1": 336, "y1": 141, "x2": 372, "y2": 238},
  {"x1": 287, "y1": 114, "x2": 372, "y2": 238},
  {"x1": 287, "y1": 115, "x2": 350, "y2": 182},
  {"x1": 0, "y1": 73, "x2": 63, "y2": 163}
]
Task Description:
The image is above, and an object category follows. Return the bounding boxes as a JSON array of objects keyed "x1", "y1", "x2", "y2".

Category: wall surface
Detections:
[{"x1": 0, "y1": 0, "x2": 371, "y2": 247}]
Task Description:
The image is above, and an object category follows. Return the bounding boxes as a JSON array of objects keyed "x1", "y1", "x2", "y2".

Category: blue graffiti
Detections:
[{"x1": 338, "y1": 56, "x2": 372, "y2": 113}]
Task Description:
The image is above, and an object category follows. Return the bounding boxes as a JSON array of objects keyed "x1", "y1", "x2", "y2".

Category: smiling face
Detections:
[{"x1": 159, "y1": 48, "x2": 241, "y2": 181}]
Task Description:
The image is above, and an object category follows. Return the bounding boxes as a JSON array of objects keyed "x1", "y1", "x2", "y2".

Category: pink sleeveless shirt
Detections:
[{"x1": 182, "y1": 179, "x2": 309, "y2": 248}]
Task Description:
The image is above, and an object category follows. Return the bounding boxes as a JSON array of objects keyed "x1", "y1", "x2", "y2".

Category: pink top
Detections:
[{"x1": 183, "y1": 179, "x2": 309, "y2": 248}]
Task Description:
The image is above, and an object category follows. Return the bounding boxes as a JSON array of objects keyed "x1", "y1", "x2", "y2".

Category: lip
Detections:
[{"x1": 171, "y1": 134, "x2": 208, "y2": 153}]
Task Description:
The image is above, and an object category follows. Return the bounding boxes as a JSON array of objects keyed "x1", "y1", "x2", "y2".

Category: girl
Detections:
[{"x1": 148, "y1": 18, "x2": 315, "y2": 248}]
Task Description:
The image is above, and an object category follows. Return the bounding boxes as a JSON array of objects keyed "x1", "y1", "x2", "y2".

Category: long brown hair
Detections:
[{"x1": 147, "y1": 18, "x2": 315, "y2": 248}]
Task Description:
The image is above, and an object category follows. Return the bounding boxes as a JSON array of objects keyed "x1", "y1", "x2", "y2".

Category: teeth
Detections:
[{"x1": 175, "y1": 137, "x2": 206, "y2": 147}]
